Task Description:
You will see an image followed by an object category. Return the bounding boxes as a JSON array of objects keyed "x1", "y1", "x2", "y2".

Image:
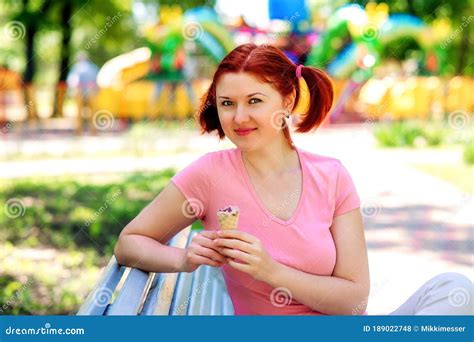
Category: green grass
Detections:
[
  {"x1": 411, "y1": 163, "x2": 474, "y2": 194},
  {"x1": 0, "y1": 169, "x2": 184, "y2": 314},
  {"x1": 0, "y1": 170, "x2": 177, "y2": 254}
]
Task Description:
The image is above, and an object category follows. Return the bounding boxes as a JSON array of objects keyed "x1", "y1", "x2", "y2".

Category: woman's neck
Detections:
[{"x1": 242, "y1": 140, "x2": 298, "y2": 179}]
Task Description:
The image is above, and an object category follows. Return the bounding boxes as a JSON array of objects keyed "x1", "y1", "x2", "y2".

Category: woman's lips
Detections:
[{"x1": 235, "y1": 128, "x2": 257, "y2": 136}]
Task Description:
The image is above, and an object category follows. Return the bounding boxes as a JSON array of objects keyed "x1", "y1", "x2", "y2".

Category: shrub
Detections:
[
  {"x1": 373, "y1": 120, "x2": 447, "y2": 148},
  {"x1": 463, "y1": 141, "x2": 474, "y2": 165}
]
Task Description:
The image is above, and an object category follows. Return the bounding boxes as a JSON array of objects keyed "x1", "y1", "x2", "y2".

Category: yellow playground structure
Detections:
[{"x1": 93, "y1": 58, "x2": 473, "y2": 122}]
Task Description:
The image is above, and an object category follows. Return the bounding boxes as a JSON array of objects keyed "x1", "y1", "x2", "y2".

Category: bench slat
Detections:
[
  {"x1": 152, "y1": 227, "x2": 193, "y2": 315},
  {"x1": 140, "y1": 228, "x2": 192, "y2": 315},
  {"x1": 169, "y1": 271, "x2": 194, "y2": 315},
  {"x1": 186, "y1": 264, "x2": 233, "y2": 316},
  {"x1": 209, "y1": 269, "x2": 224, "y2": 315},
  {"x1": 222, "y1": 286, "x2": 234, "y2": 315},
  {"x1": 107, "y1": 268, "x2": 151, "y2": 315},
  {"x1": 187, "y1": 263, "x2": 212, "y2": 315},
  {"x1": 197, "y1": 266, "x2": 213, "y2": 315},
  {"x1": 213, "y1": 270, "x2": 233, "y2": 315},
  {"x1": 139, "y1": 273, "x2": 161, "y2": 315},
  {"x1": 197, "y1": 266, "x2": 227, "y2": 315},
  {"x1": 77, "y1": 256, "x2": 125, "y2": 315},
  {"x1": 168, "y1": 231, "x2": 199, "y2": 315}
]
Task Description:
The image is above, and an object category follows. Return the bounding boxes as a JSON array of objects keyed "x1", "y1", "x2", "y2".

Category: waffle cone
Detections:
[{"x1": 217, "y1": 212, "x2": 239, "y2": 230}]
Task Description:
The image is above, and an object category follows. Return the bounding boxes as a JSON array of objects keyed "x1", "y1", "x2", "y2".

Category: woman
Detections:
[{"x1": 114, "y1": 44, "x2": 473, "y2": 315}]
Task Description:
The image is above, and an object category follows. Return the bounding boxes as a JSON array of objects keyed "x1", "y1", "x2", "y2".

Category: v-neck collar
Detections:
[{"x1": 237, "y1": 147, "x2": 305, "y2": 226}]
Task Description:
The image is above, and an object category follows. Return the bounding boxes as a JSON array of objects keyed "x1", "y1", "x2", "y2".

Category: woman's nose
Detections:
[{"x1": 234, "y1": 105, "x2": 250, "y2": 123}]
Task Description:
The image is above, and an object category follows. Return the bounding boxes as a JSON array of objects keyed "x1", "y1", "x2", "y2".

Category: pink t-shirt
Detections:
[{"x1": 171, "y1": 147, "x2": 362, "y2": 315}]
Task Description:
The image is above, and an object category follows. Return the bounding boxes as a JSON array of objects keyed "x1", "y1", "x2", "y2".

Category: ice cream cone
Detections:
[{"x1": 217, "y1": 205, "x2": 240, "y2": 230}]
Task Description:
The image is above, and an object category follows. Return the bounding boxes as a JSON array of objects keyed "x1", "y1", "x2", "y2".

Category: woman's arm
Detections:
[
  {"x1": 265, "y1": 208, "x2": 370, "y2": 315},
  {"x1": 114, "y1": 181, "x2": 197, "y2": 273}
]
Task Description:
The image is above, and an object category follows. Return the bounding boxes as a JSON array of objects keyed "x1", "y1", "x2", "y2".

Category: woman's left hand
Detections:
[{"x1": 214, "y1": 229, "x2": 279, "y2": 282}]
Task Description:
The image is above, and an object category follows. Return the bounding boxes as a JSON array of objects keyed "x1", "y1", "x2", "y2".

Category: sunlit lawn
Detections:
[{"x1": 411, "y1": 163, "x2": 474, "y2": 194}]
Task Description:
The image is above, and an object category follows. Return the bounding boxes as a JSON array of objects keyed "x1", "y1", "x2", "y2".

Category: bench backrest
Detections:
[{"x1": 77, "y1": 227, "x2": 234, "y2": 315}]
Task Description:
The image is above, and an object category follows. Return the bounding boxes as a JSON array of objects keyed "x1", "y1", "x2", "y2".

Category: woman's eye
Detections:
[
  {"x1": 249, "y1": 98, "x2": 261, "y2": 104},
  {"x1": 221, "y1": 100, "x2": 233, "y2": 106}
]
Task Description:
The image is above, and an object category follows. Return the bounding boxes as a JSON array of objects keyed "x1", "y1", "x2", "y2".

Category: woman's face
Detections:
[{"x1": 216, "y1": 72, "x2": 293, "y2": 152}]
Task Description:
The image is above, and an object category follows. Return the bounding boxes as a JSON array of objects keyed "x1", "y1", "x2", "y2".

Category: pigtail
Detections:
[{"x1": 295, "y1": 66, "x2": 334, "y2": 132}]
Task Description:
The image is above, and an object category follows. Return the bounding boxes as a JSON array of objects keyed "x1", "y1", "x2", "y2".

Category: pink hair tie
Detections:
[{"x1": 296, "y1": 64, "x2": 303, "y2": 79}]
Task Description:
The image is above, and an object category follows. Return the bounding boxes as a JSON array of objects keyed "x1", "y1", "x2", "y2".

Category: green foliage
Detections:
[
  {"x1": 381, "y1": 37, "x2": 423, "y2": 61},
  {"x1": 351, "y1": 0, "x2": 474, "y2": 75},
  {"x1": 0, "y1": 0, "x2": 141, "y2": 82},
  {"x1": 0, "y1": 275, "x2": 35, "y2": 315},
  {"x1": 0, "y1": 169, "x2": 176, "y2": 255},
  {"x1": 373, "y1": 120, "x2": 447, "y2": 147},
  {"x1": 155, "y1": 0, "x2": 216, "y2": 11},
  {"x1": 0, "y1": 243, "x2": 105, "y2": 315},
  {"x1": 463, "y1": 141, "x2": 474, "y2": 165},
  {"x1": 0, "y1": 169, "x2": 190, "y2": 315}
]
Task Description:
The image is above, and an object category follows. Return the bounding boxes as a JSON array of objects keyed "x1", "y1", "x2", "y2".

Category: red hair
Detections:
[{"x1": 198, "y1": 43, "x2": 333, "y2": 148}]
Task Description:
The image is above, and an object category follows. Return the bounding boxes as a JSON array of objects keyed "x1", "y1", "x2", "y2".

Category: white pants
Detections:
[{"x1": 389, "y1": 272, "x2": 474, "y2": 315}]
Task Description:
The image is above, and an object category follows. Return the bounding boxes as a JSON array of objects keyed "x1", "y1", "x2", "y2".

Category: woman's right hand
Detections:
[{"x1": 179, "y1": 230, "x2": 228, "y2": 272}]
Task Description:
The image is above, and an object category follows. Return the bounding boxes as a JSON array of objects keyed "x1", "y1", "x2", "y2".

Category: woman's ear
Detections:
[{"x1": 284, "y1": 90, "x2": 296, "y2": 111}]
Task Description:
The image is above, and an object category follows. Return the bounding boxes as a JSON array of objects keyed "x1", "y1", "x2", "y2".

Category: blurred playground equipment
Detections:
[
  {"x1": 93, "y1": 3, "x2": 472, "y2": 123},
  {"x1": 0, "y1": 66, "x2": 22, "y2": 124},
  {"x1": 305, "y1": 2, "x2": 473, "y2": 122},
  {"x1": 0, "y1": 3, "x2": 472, "y2": 127},
  {"x1": 94, "y1": 6, "x2": 234, "y2": 120}
]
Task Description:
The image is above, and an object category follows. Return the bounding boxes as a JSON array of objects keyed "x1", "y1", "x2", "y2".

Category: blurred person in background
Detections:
[{"x1": 67, "y1": 52, "x2": 99, "y2": 135}]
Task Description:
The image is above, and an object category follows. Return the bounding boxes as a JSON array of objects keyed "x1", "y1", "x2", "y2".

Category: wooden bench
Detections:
[{"x1": 77, "y1": 227, "x2": 234, "y2": 315}]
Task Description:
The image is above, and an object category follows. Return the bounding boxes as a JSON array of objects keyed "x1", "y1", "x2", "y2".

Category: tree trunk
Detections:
[
  {"x1": 456, "y1": 22, "x2": 470, "y2": 75},
  {"x1": 23, "y1": 20, "x2": 38, "y2": 122},
  {"x1": 21, "y1": 0, "x2": 54, "y2": 122},
  {"x1": 52, "y1": 1, "x2": 73, "y2": 118},
  {"x1": 406, "y1": 0, "x2": 417, "y2": 17}
]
